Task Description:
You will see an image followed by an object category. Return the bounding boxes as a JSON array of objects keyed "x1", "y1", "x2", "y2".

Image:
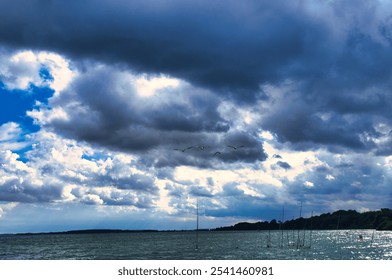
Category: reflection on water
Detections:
[{"x1": 0, "y1": 230, "x2": 391, "y2": 260}]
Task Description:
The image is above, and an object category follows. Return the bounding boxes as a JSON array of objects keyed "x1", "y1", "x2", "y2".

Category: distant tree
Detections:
[{"x1": 214, "y1": 208, "x2": 392, "y2": 231}]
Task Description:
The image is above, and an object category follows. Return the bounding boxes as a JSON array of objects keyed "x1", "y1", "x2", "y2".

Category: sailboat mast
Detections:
[{"x1": 196, "y1": 197, "x2": 199, "y2": 250}]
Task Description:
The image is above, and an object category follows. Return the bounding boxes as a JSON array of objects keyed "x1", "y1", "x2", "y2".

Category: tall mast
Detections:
[{"x1": 196, "y1": 197, "x2": 199, "y2": 250}]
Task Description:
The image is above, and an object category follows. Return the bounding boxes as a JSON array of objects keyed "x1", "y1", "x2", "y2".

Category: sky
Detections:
[{"x1": 1, "y1": 0, "x2": 392, "y2": 233}]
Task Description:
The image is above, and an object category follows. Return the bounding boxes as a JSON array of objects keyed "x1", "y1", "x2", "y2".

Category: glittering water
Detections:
[{"x1": 0, "y1": 230, "x2": 391, "y2": 260}]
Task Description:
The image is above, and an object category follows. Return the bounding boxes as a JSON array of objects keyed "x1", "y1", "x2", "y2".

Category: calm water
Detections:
[{"x1": 0, "y1": 230, "x2": 391, "y2": 260}]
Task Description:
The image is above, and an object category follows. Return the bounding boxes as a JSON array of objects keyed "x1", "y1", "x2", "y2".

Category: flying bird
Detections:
[
  {"x1": 173, "y1": 146, "x2": 194, "y2": 152},
  {"x1": 227, "y1": 145, "x2": 244, "y2": 150},
  {"x1": 213, "y1": 151, "x2": 222, "y2": 156}
]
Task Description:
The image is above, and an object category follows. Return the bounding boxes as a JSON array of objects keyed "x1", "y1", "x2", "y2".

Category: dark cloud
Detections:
[
  {"x1": 2, "y1": 0, "x2": 392, "y2": 154},
  {"x1": 260, "y1": 87, "x2": 392, "y2": 154},
  {"x1": 274, "y1": 161, "x2": 292, "y2": 170},
  {"x1": 0, "y1": 0, "x2": 343, "y2": 101},
  {"x1": 0, "y1": 178, "x2": 63, "y2": 203},
  {"x1": 315, "y1": 165, "x2": 330, "y2": 173},
  {"x1": 32, "y1": 65, "x2": 267, "y2": 167},
  {"x1": 165, "y1": 183, "x2": 184, "y2": 198},
  {"x1": 284, "y1": 155, "x2": 392, "y2": 213},
  {"x1": 221, "y1": 183, "x2": 245, "y2": 197},
  {"x1": 150, "y1": 133, "x2": 266, "y2": 168},
  {"x1": 189, "y1": 186, "x2": 213, "y2": 198},
  {"x1": 46, "y1": 65, "x2": 228, "y2": 149}
]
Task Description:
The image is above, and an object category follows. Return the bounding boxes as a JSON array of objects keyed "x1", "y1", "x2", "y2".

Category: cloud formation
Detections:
[
  {"x1": 1, "y1": 0, "x2": 392, "y2": 232},
  {"x1": 0, "y1": 129, "x2": 159, "y2": 208},
  {"x1": 26, "y1": 63, "x2": 267, "y2": 168},
  {"x1": 1, "y1": 0, "x2": 392, "y2": 154},
  {"x1": 1, "y1": 0, "x2": 389, "y2": 99}
]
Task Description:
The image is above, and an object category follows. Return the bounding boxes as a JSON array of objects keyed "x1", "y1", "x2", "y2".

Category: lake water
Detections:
[{"x1": 0, "y1": 230, "x2": 391, "y2": 260}]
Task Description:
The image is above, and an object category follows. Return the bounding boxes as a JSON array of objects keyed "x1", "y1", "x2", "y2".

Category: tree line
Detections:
[{"x1": 215, "y1": 208, "x2": 392, "y2": 231}]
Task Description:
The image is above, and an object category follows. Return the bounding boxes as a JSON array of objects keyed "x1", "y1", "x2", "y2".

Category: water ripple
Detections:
[{"x1": 0, "y1": 230, "x2": 391, "y2": 260}]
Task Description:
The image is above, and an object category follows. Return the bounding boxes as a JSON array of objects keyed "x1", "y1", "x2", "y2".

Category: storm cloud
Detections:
[
  {"x1": 0, "y1": 0, "x2": 316, "y2": 99},
  {"x1": 1, "y1": 0, "x2": 392, "y2": 154},
  {"x1": 2, "y1": 0, "x2": 392, "y2": 232},
  {"x1": 26, "y1": 63, "x2": 267, "y2": 167}
]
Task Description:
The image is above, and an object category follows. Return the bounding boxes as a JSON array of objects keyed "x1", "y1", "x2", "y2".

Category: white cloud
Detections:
[
  {"x1": 37, "y1": 52, "x2": 75, "y2": 93},
  {"x1": 326, "y1": 174, "x2": 335, "y2": 181},
  {"x1": 1, "y1": 50, "x2": 41, "y2": 90},
  {"x1": 27, "y1": 103, "x2": 70, "y2": 126},
  {"x1": 0, "y1": 129, "x2": 157, "y2": 207},
  {"x1": 0, "y1": 122, "x2": 22, "y2": 142},
  {"x1": 0, "y1": 49, "x2": 75, "y2": 92},
  {"x1": 262, "y1": 141, "x2": 323, "y2": 182},
  {"x1": 304, "y1": 181, "x2": 314, "y2": 188},
  {"x1": 81, "y1": 194, "x2": 104, "y2": 205},
  {"x1": 134, "y1": 74, "x2": 180, "y2": 97},
  {"x1": 0, "y1": 123, "x2": 28, "y2": 151},
  {"x1": 0, "y1": 149, "x2": 54, "y2": 203},
  {"x1": 260, "y1": 130, "x2": 274, "y2": 140}
]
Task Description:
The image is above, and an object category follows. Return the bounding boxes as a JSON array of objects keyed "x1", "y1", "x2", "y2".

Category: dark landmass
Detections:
[
  {"x1": 216, "y1": 208, "x2": 392, "y2": 231},
  {"x1": 15, "y1": 229, "x2": 158, "y2": 236}
]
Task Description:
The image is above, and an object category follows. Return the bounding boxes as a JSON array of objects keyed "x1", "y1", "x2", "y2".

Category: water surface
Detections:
[{"x1": 0, "y1": 230, "x2": 390, "y2": 260}]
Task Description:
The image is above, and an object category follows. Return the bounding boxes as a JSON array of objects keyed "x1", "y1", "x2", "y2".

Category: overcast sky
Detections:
[{"x1": 1, "y1": 0, "x2": 392, "y2": 233}]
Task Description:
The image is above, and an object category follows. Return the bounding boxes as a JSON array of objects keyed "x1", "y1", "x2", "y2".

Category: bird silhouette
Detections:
[
  {"x1": 213, "y1": 151, "x2": 222, "y2": 156},
  {"x1": 173, "y1": 146, "x2": 194, "y2": 152},
  {"x1": 227, "y1": 145, "x2": 244, "y2": 150}
]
